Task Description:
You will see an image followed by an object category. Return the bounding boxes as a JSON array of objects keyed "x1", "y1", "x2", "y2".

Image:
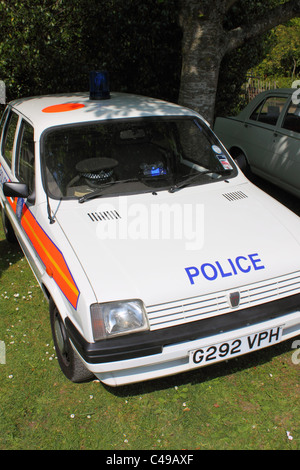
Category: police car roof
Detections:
[{"x1": 9, "y1": 92, "x2": 197, "y2": 138}]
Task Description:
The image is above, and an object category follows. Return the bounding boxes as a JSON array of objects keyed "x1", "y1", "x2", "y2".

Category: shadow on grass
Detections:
[
  {"x1": 0, "y1": 237, "x2": 24, "y2": 279},
  {"x1": 103, "y1": 336, "x2": 299, "y2": 398}
]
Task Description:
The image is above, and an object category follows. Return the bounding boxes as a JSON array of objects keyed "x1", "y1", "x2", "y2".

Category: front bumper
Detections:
[{"x1": 66, "y1": 294, "x2": 300, "y2": 386}]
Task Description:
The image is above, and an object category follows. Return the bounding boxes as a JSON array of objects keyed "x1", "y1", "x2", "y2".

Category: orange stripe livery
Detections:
[{"x1": 7, "y1": 196, "x2": 79, "y2": 309}]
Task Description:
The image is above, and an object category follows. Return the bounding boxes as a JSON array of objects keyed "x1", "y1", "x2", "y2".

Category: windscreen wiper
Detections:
[
  {"x1": 168, "y1": 170, "x2": 213, "y2": 193},
  {"x1": 78, "y1": 178, "x2": 140, "y2": 203},
  {"x1": 169, "y1": 168, "x2": 232, "y2": 193}
]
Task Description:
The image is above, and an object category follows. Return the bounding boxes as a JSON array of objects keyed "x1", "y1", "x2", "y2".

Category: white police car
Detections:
[{"x1": 1, "y1": 72, "x2": 300, "y2": 386}]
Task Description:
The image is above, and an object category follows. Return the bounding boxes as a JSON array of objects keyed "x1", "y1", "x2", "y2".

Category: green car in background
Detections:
[{"x1": 214, "y1": 88, "x2": 300, "y2": 198}]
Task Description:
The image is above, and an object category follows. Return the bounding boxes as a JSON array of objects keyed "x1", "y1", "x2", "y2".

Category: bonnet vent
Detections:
[
  {"x1": 88, "y1": 210, "x2": 121, "y2": 222},
  {"x1": 222, "y1": 191, "x2": 248, "y2": 202}
]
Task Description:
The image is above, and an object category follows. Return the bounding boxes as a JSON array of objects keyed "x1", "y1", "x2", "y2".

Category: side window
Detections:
[
  {"x1": 250, "y1": 96, "x2": 287, "y2": 126},
  {"x1": 0, "y1": 107, "x2": 9, "y2": 142},
  {"x1": 281, "y1": 102, "x2": 300, "y2": 134},
  {"x1": 249, "y1": 100, "x2": 264, "y2": 122},
  {"x1": 1, "y1": 110, "x2": 19, "y2": 167},
  {"x1": 16, "y1": 120, "x2": 35, "y2": 194}
]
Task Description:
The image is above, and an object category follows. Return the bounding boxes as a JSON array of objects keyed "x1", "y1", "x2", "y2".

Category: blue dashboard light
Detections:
[
  {"x1": 89, "y1": 71, "x2": 110, "y2": 100},
  {"x1": 151, "y1": 167, "x2": 160, "y2": 176}
]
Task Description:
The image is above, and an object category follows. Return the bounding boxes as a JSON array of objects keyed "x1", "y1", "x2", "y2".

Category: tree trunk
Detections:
[
  {"x1": 178, "y1": 0, "x2": 226, "y2": 124},
  {"x1": 178, "y1": 0, "x2": 300, "y2": 124}
]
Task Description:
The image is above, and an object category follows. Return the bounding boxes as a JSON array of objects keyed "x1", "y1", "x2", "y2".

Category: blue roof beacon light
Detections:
[{"x1": 89, "y1": 71, "x2": 110, "y2": 100}]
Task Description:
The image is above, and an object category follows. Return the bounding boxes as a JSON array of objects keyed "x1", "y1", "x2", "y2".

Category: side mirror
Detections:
[{"x1": 3, "y1": 182, "x2": 29, "y2": 198}]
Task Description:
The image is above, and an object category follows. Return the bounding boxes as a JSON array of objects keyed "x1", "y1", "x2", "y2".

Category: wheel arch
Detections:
[
  {"x1": 229, "y1": 146, "x2": 249, "y2": 163},
  {"x1": 228, "y1": 146, "x2": 251, "y2": 175}
]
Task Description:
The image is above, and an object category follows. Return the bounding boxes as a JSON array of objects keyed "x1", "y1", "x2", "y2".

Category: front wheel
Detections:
[{"x1": 49, "y1": 299, "x2": 94, "y2": 383}]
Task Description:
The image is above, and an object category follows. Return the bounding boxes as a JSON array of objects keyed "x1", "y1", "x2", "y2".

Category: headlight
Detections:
[{"x1": 90, "y1": 299, "x2": 149, "y2": 341}]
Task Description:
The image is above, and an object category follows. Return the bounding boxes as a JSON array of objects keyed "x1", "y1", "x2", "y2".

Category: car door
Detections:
[
  {"x1": 0, "y1": 107, "x2": 20, "y2": 216},
  {"x1": 1, "y1": 109, "x2": 42, "y2": 276},
  {"x1": 0, "y1": 107, "x2": 10, "y2": 183},
  {"x1": 13, "y1": 118, "x2": 47, "y2": 280},
  {"x1": 271, "y1": 99, "x2": 300, "y2": 196},
  {"x1": 242, "y1": 94, "x2": 288, "y2": 177}
]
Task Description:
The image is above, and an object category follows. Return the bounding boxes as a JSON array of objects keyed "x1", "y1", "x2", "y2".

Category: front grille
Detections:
[
  {"x1": 147, "y1": 271, "x2": 300, "y2": 331},
  {"x1": 68, "y1": 294, "x2": 300, "y2": 364}
]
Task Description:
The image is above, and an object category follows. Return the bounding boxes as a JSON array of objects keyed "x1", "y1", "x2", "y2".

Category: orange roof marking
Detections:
[{"x1": 42, "y1": 103, "x2": 85, "y2": 113}]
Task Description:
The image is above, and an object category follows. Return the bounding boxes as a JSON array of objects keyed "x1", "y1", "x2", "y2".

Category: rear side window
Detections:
[
  {"x1": 282, "y1": 101, "x2": 300, "y2": 134},
  {"x1": 1, "y1": 110, "x2": 19, "y2": 167},
  {"x1": 250, "y1": 96, "x2": 287, "y2": 126},
  {"x1": 16, "y1": 120, "x2": 35, "y2": 194},
  {"x1": 0, "y1": 107, "x2": 9, "y2": 142}
]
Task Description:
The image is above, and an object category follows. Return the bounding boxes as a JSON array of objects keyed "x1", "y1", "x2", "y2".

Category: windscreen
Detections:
[{"x1": 42, "y1": 116, "x2": 236, "y2": 199}]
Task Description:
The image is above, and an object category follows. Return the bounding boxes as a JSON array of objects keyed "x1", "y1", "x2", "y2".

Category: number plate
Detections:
[{"x1": 190, "y1": 326, "x2": 283, "y2": 366}]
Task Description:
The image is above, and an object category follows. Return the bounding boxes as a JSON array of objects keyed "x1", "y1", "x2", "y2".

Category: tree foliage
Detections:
[
  {"x1": 0, "y1": 0, "x2": 299, "y2": 119},
  {"x1": 0, "y1": 0, "x2": 181, "y2": 102},
  {"x1": 178, "y1": 0, "x2": 300, "y2": 122},
  {"x1": 215, "y1": 0, "x2": 281, "y2": 116},
  {"x1": 252, "y1": 18, "x2": 300, "y2": 79}
]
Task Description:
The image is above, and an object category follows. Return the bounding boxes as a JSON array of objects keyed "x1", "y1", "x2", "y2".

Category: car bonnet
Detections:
[{"x1": 54, "y1": 182, "x2": 300, "y2": 307}]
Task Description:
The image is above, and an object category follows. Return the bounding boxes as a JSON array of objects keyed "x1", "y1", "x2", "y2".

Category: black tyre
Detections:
[
  {"x1": 49, "y1": 298, "x2": 94, "y2": 383},
  {"x1": 234, "y1": 152, "x2": 251, "y2": 177},
  {"x1": 1, "y1": 208, "x2": 17, "y2": 243}
]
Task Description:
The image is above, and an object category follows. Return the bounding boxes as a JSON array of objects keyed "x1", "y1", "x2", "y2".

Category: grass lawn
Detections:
[{"x1": 0, "y1": 224, "x2": 299, "y2": 451}]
